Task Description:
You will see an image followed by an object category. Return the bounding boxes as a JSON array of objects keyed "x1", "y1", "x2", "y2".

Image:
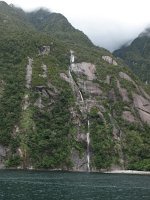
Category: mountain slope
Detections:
[
  {"x1": 114, "y1": 28, "x2": 150, "y2": 84},
  {"x1": 27, "y1": 8, "x2": 93, "y2": 47},
  {"x1": 0, "y1": 2, "x2": 150, "y2": 171}
]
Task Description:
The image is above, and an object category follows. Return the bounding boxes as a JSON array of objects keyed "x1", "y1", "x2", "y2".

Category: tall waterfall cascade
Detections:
[{"x1": 69, "y1": 50, "x2": 90, "y2": 172}]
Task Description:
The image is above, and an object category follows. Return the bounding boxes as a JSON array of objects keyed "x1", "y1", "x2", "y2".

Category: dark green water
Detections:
[{"x1": 0, "y1": 170, "x2": 150, "y2": 200}]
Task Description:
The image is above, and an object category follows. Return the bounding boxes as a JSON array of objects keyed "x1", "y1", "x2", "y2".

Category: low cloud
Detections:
[
  {"x1": 70, "y1": 18, "x2": 150, "y2": 51},
  {"x1": 5, "y1": 0, "x2": 150, "y2": 51}
]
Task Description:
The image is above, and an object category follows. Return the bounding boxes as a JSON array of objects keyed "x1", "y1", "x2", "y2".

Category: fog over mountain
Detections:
[
  {"x1": 4, "y1": 0, "x2": 150, "y2": 51},
  {"x1": 71, "y1": 20, "x2": 149, "y2": 52}
]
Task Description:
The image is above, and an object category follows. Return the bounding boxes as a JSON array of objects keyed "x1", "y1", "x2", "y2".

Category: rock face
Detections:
[
  {"x1": 133, "y1": 93, "x2": 150, "y2": 125},
  {"x1": 102, "y1": 55, "x2": 118, "y2": 65},
  {"x1": 34, "y1": 96, "x2": 44, "y2": 109},
  {"x1": 78, "y1": 81, "x2": 102, "y2": 96},
  {"x1": 71, "y1": 62, "x2": 96, "y2": 80},
  {"x1": 119, "y1": 72, "x2": 133, "y2": 82},
  {"x1": 39, "y1": 64, "x2": 47, "y2": 78},
  {"x1": 117, "y1": 80, "x2": 129, "y2": 102},
  {"x1": 60, "y1": 73, "x2": 71, "y2": 83},
  {"x1": 22, "y1": 94, "x2": 30, "y2": 110},
  {"x1": 140, "y1": 87, "x2": 150, "y2": 101},
  {"x1": 39, "y1": 46, "x2": 50, "y2": 55},
  {"x1": 71, "y1": 150, "x2": 87, "y2": 171},
  {"x1": 0, "y1": 145, "x2": 6, "y2": 169},
  {"x1": 105, "y1": 75, "x2": 111, "y2": 85},
  {"x1": 122, "y1": 111, "x2": 136, "y2": 123}
]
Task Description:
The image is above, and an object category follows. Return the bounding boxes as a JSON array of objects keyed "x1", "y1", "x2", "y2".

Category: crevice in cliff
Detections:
[{"x1": 136, "y1": 107, "x2": 150, "y2": 115}]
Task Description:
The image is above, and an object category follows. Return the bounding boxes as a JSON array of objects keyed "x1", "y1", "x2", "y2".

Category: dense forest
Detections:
[{"x1": 0, "y1": 1, "x2": 150, "y2": 171}]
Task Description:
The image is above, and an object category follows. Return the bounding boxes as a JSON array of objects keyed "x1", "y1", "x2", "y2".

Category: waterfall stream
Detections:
[
  {"x1": 69, "y1": 50, "x2": 90, "y2": 172},
  {"x1": 26, "y1": 57, "x2": 33, "y2": 89},
  {"x1": 87, "y1": 119, "x2": 90, "y2": 172},
  {"x1": 78, "y1": 90, "x2": 84, "y2": 102}
]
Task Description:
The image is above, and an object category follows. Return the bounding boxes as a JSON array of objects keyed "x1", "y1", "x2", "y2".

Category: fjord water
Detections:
[{"x1": 0, "y1": 170, "x2": 150, "y2": 200}]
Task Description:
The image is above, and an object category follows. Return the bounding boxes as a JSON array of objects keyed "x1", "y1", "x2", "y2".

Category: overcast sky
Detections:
[{"x1": 5, "y1": 0, "x2": 150, "y2": 51}]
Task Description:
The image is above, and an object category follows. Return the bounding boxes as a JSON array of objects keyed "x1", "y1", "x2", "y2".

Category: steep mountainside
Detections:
[
  {"x1": 114, "y1": 28, "x2": 150, "y2": 84},
  {"x1": 27, "y1": 9, "x2": 93, "y2": 47},
  {"x1": 0, "y1": 1, "x2": 150, "y2": 171}
]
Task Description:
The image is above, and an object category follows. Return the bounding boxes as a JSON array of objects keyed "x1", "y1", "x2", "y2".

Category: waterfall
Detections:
[
  {"x1": 69, "y1": 70, "x2": 84, "y2": 102},
  {"x1": 69, "y1": 50, "x2": 90, "y2": 171},
  {"x1": 78, "y1": 90, "x2": 84, "y2": 102},
  {"x1": 87, "y1": 119, "x2": 90, "y2": 172},
  {"x1": 26, "y1": 57, "x2": 33, "y2": 89}
]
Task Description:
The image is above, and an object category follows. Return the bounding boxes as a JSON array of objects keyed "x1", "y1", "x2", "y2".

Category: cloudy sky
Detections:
[{"x1": 5, "y1": 0, "x2": 150, "y2": 51}]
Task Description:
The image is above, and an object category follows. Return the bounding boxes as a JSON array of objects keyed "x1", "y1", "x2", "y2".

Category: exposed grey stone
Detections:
[
  {"x1": 133, "y1": 93, "x2": 150, "y2": 126},
  {"x1": 60, "y1": 73, "x2": 71, "y2": 83},
  {"x1": 76, "y1": 133, "x2": 87, "y2": 143},
  {"x1": 34, "y1": 96, "x2": 44, "y2": 109},
  {"x1": 71, "y1": 149, "x2": 88, "y2": 171},
  {"x1": 112, "y1": 126, "x2": 122, "y2": 140},
  {"x1": 99, "y1": 105, "x2": 106, "y2": 113},
  {"x1": 119, "y1": 72, "x2": 133, "y2": 82},
  {"x1": 139, "y1": 87, "x2": 150, "y2": 101},
  {"x1": 0, "y1": 145, "x2": 6, "y2": 157},
  {"x1": 39, "y1": 46, "x2": 50, "y2": 55},
  {"x1": 47, "y1": 82, "x2": 59, "y2": 94},
  {"x1": 102, "y1": 56, "x2": 118, "y2": 65},
  {"x1": 39, "y1": 64, "x2": 47, "y2": 78},
  {"x1": 122, "y1": 111, "x2": 136, "y2": 123},
  {"x1": 71, "y1": 62, "x2": 96, "y2": 80},
  {"x1": 117, "y1": 80, "x2": 129, "y2": 102},
  {"x1": 0, "y1": 145, "x2": 6, "y2": 169},
  {"x1": 105, "y1": 75, "x2": 111, "y2": 84},
  {"x1": 12, "y1": 125, "x2": 20, "y2": 136},
  {"x1": 22, "y1": 94, "x2": 30, "y2": 110},
  {"x1": 108, "y1": 89, "x2": 116, "y2": 102},
  {"x1": 78, "y1": 81, "x2": 102, "y2": 96}
]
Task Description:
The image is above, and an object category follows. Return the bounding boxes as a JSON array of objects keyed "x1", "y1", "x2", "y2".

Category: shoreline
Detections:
[
  {"x1": 0, "y1": 168, "x2": 150, "y2": 175},
  {"x1": 105, "y1": 170, "x2": 150, "y2": 175}
]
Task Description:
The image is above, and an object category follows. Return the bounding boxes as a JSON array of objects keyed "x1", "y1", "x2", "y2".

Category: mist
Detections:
[
  {"x1": 68, "y1": 17, "x2": 150, "y2": 52},
  {"x1": 5, "y1": 0, "x2": 150, "y2": 51}
]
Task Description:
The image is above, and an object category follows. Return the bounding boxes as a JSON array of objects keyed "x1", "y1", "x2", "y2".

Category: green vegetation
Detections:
[
  {"x1": 0, "y1": 2, "x2": 149, "y2": 171},
  {"x1": 114, "y1": 34, "x2": 150, "y2": 84},
  {"x1": 27, "y1": 91, "x2": 73, "y2": 169},
  {"x1": 122, "y1": 124, "x2": 150, "y2": 171},
  {"x1": 90, "y1": 110, "x2": 115, "y2": 169}
]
